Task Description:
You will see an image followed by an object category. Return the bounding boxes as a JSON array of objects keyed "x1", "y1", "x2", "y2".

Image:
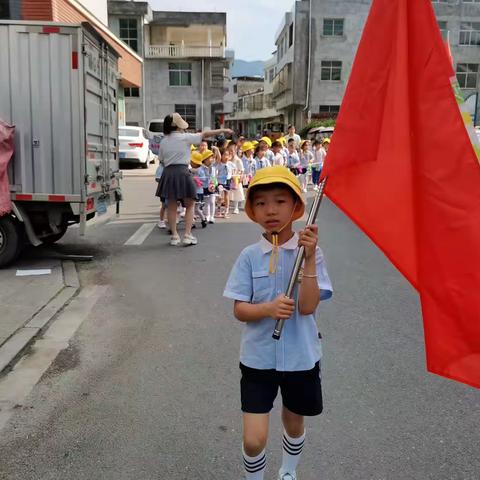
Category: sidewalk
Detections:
[{"x1": 0, "y1": 259, "x2": 79, "y2": 373}]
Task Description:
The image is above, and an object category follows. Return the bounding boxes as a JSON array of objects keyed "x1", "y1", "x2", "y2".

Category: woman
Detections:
[{"x1": 156, "y1": 113, "x2": 232, "y2": 246}]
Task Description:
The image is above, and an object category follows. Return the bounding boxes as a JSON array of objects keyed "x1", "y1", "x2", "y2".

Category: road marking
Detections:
[
  {"x1": 0, "y1": 285, "x2": 107, "y2": 431},
  {"x1": 123, "y1": 222, "x2": 156, "y2": 245}
]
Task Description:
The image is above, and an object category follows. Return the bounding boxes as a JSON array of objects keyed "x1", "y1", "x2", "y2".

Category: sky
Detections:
[{"x1": 146, "y1": 0, "x2": 296, "y2": 61}]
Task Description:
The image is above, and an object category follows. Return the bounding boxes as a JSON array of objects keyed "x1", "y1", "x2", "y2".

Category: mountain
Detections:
[{"x1": 231, "y1": 60, "x2": 264, "y2": 78}]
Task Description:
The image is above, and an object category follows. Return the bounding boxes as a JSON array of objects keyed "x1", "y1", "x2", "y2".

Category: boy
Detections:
[
  {"x1": 224, "y1": 166, "x2": 333, "y2": 480},
  {"x1": 271, "y1": 141, "x2": 285, "y2": 166}
]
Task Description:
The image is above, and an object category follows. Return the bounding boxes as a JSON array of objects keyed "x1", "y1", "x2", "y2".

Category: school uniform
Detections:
[{"x1": 224, "y1": 233, "x2": 333, "y2": 416}]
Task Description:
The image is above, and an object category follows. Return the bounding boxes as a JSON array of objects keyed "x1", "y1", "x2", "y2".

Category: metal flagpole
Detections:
[{"x1": 272, "y1": 177, "x2": 328, "y2": 340}]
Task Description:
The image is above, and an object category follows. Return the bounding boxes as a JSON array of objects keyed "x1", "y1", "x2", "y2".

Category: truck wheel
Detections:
[{"x1": 0, "y1": 215, "x2": 23, "y2": 268}]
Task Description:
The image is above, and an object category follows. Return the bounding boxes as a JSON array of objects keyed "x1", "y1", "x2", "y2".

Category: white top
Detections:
[
  {"x1": 272, "y1": 152, "x2": 285, "y2": 166},
  {"x1": 159, "y1": 132, "x2": 202, "y2": 167},
  {"x1": 312, "y1": 147, "x2": 327, "y2": 168}
]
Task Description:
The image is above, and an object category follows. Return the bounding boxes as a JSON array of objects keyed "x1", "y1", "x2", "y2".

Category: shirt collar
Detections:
[{"x1": 259, "y1": 233, "x2": 298, "y2": 254}]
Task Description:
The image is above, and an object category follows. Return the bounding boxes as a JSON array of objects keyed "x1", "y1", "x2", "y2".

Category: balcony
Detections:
[{"x1": 146, "y1": 44, "x2": 226, "y2": 59}]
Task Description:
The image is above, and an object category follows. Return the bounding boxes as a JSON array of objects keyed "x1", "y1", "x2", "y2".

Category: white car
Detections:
[{"x1": 119, "y1": 126, "x2": 152, "y2": 169}]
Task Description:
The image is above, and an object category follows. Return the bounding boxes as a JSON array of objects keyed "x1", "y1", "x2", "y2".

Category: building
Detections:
[
  {"x1": 0, "y1": 0, "x2": 143, "y2": 126},
  {"x1": 272, "y1": 0, "x2": 480, "y2": 130},
  {"x1": 108, "y1": 2, "x2": 230, "y2": 130},
  {"x1": 225, "y1": 73, "x2": 284, "y2": 137}
]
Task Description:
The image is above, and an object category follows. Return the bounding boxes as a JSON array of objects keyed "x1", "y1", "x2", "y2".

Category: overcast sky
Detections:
[{"x1": 146, "y1": 0, "x2": 295, "y2": 61}]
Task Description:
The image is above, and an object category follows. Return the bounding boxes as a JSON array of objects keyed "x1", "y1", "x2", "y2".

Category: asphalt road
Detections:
[{"x1": 0, "y1": 169, "x2": 478, "y2": 480}]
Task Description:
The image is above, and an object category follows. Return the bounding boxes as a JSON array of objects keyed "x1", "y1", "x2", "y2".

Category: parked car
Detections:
[
  {"x1": 119, "y1": 127, "x2": 152, "y2": 169},
  {"x1": 147, "y1": 119, "x2": 164, "y2": 156}
]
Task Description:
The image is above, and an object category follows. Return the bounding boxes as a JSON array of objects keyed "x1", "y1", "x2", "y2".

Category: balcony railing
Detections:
[{"x1": 146, "y1": 45, "x2": 226, "y2": 59}]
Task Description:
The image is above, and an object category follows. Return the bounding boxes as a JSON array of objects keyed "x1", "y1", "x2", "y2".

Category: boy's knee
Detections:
[{"x1": 243, "y1": 435, "x2": 267, "y2": 457}]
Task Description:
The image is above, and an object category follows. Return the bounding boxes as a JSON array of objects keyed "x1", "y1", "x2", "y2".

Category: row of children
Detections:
[
  {"x1": 184, "y1": 135, "x2": 330, "y2": 224},
  {"x1": 155, "y1": 134, "x2": 330, "y2": 231}
]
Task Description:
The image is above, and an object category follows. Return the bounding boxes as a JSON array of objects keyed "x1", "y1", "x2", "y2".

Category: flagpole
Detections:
[{"x1": 272, "y1": 177, "x2": 328, "y2": 340}]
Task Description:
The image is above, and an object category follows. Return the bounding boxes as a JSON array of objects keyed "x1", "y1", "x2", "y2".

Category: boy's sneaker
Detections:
[
  {"x1": 233, "y1": 208, "x2": 240, "y2": 214},
  {"x1": 157, "y1": 220, "x2": 166, "y2": 229},
  {"x1": 278, "y1": 471, "x2": 296, "y2": 480},
  {"x1": 201, "y1": 219, "x2": 207, "y2": 228},
  {"x1": 182, "y1": 234, "x2": 198, "y2": 246},
  {"x1": 208, "y1": 218, "x2": 215, "y2": 224},
  {"x1": 170, "y1": 235, "x2": 181, "y2": 246}
]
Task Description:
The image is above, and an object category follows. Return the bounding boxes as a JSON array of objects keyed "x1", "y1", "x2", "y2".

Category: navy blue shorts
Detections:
[{"x1": 240, "y1": 362, "x2": 323, "y2": 416}]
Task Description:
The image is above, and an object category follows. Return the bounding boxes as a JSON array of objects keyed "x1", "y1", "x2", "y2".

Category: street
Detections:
[{"x1": 0, "y1": 166, "x2": 478, "y2": 480}]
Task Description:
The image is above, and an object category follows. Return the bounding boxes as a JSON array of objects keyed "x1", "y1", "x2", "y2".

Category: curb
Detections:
[{"x1": 0, "y1": 260, "x2": 80, "y2": 375}]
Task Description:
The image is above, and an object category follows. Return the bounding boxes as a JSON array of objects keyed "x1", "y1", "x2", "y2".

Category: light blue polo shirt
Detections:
[{"x1": 224, "y1": 233, "x2": 333, "y2": 372}]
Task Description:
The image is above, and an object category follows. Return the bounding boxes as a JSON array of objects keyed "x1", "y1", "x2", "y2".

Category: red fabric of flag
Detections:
[{"x1": 322, "y1": 0, "x2": 480, "y2": 388}]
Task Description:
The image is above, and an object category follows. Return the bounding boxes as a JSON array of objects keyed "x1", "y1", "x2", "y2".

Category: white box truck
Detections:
[{"x1": 0, "y1": 21, "x2": 122, "y2": 267}]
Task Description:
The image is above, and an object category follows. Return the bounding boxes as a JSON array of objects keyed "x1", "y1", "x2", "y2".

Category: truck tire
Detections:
[{"x1": 0, "y1": 215, "x2": 23, "y2": 268}]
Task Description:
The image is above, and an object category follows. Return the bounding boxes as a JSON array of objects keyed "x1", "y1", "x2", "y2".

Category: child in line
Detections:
[
  {"x1": 216, "y1": 149, "x2": 235, "y2": 218},
  {"x1": 228, "y1": 143, "x2": 245, "y2": 214},
  {"x1": 271, "y1": 140, "x2": 285, "y2": 166},
  {"x1": 198, "y1": 148, "x2": 218, "y2": 224},
  {"x1": 224, "y1": 166, "x2": 333, "y2": 480},
  {"x1": 190, "y1": 151, "x2": 207, "y2": 228},
  {"x1": 299, "y1": 140, "x2": 313, "y2": 193},
  {"x1": 286, "y1": 140, "x2": 301, "y2": 175},
  {"x1": 311, "y1": 140, "x2": 326, "y2": 190},
  {"x1": 255, "y1": 144, "x2": 271, "y2": 171}
]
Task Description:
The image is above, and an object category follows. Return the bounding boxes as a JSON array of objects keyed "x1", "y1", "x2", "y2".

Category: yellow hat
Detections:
[
  {"x1": 190, "y1": 144, "x2": 197, "y2": 151},
  {"x1": 225, "y1": 139, "x2": 232, "y2": 146},
  {"x1": 241, "y1": 141, "x2": 255, "y2": 153},
  {"x1": 278, "y1": 136, "x2": 286, "y2": 145},
  {"x1": 190, "y1": 151, "x2": 203, "y2": 166},
  {"x1": 201, "y1": 149, "x2": 214, "y2": 162},
  {"x1": 252, "y1": 140, "x2": 259, "y2": 146},
  {"x1": 322, "y1": 138, "x2": 331, "y2": 144},
  {"x1": 300, "y1": 139, "x2": 309, "y2": 148},
  {"x1": 260, "y1": 136, "x2": 272, "y2": 148},
  {"x1": 244, "y1": 166, "x2": 305, "y2": 222}
]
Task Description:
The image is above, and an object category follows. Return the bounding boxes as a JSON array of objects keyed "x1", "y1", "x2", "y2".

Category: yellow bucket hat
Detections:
[
  {"x1": 322, "y1": 138, "x2": 331, "y2": 144},
  {"x1": 201, "y1": 149, "x2": 214, "y2": 162},
  {"x1": 190, "y1": 144, "x2": 197, "y2": 151},
  {"x1": 245, "y1": 166, "x2": 305, "y2": 222},
  {"x1": 241, "y1": 141, "x2": 255, "y2": 153},
  {"x1": 252, "y1": 140, "x2": 259, "y2": 146},
  {"x1": 245, "y1": 166, "x2": 306, "y2": 273},
  {"x1": 260, "y1": 136, "x2": 272, "y2": 148},
  {"x1": 190, "y1": 150, "x2": 203, "y2": 166}
]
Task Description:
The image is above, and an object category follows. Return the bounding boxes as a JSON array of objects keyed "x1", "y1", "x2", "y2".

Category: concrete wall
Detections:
[
  {"x1": 308, "y1": 0, "x2": 370, "y2": 117},
  {"x1": 144, "y1": 59, "x2": 225, "y2": 129}
]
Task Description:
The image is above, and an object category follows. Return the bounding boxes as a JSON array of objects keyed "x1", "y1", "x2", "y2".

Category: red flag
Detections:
[{"x1": 322, "y1": 0, "x2": 480, "y2": 388}]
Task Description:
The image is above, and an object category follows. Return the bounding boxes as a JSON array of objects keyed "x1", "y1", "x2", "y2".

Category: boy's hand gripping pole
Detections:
[{"x1": 272, "y1": 177, "x2": 328, "y2": 340}]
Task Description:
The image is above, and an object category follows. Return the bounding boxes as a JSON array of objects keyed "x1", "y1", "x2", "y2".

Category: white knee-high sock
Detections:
[
  {"x1": 280, "y1": 430, "x2": 305, "y2": 475},
  {"x1": 243, "y1": 447, "x2": 266, "y2": 480},
  {"x1": 208, "y1": 195, "x2": 216, "y2": 218}
]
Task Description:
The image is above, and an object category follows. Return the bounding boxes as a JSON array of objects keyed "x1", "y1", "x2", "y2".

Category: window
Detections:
[
  {"x1": 124, "y1": 87, "x2": 140, "y2": 97},
  {"x1": 233, "y1": 84, "x2": 238, "y2": 94},
  {"x1": 323, "y1": 19, "x2": 344, "y2": 36},
  {"x1": 460, "y1": 22, "x2": 480, "y2": 46},
  {"x1": 319, "y1": 105, "x2": 340, "y2": 114},
  {"x1": 456, "y1": 63, "x2": 479, "y2": 88},
  {"x1": 0, "y1": 0, "x2": 10, "y2": 19},
  {"x1": 321, "y1": 61, "x2": 342, "y2": 81},
  {"x1": 210, "y1": 63, "x2": 224, "y2": 88},
  {"x1": 169, "y1": 63, "x2": 192, "y2": 86},
  {"x1": 119, "y1": 18, "x2": 138, "y2": 52},
  {"x1": 269, "y1": 68, "x2": 275, "y2": 83},
  {"x1": 289, "y1": 23, "x2": 294, "y2": 47},
  {"x1": 437, "y1": 21, "x2": 448, "y2": 40},
  {"x1": 175, "y1": 104, "x2": 196, "y2": 130}
]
